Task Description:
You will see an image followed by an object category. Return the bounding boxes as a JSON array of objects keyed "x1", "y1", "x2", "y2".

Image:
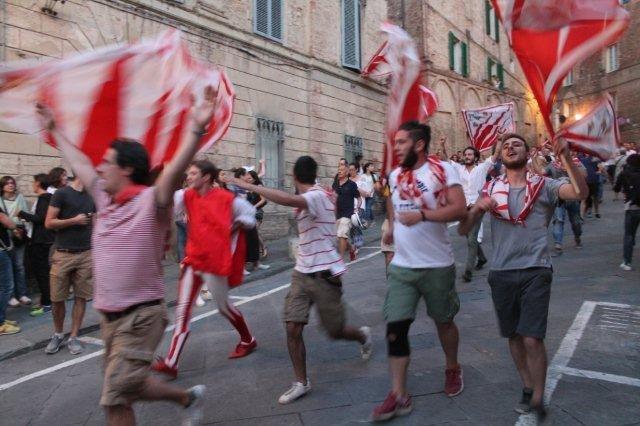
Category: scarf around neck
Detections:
[
  {"x1": 397, "y1": 155, "x2": 447, "y2": 209},
  {"x1": 482, "y1": 172, "x2": 545, "y2": 225}
]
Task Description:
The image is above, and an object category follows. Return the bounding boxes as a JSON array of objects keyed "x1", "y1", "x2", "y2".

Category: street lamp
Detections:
[{"x1": 574, "y1": 113, "x2": 583, "y2": 121}]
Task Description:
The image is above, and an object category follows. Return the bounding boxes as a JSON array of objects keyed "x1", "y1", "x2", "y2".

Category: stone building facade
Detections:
[
  {"x1": 0, "y1": 0, "x2": 388, "y2": 237},
  {"x1": 387, "y1": 0, "x2": 545, "y2": 153},
  {"x1": 556, "y1": 0, "x2": 639, "y2": 150}
]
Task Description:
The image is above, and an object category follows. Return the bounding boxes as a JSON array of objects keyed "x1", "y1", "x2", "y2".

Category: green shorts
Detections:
[{"x1": 383, "y1": 263, "x2": 459, "y2": 324}]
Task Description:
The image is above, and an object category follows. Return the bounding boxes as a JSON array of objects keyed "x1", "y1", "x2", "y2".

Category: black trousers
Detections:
[{"x1": 28, "y1": 243, "x2": 52, "y2": 306}]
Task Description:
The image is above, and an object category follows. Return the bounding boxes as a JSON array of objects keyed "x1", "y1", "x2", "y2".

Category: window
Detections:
[
  {"x1": 487, "y1": 57, "x2": 504, "y2": 89},
  {"x1": 563, "y1": 68, "x2": 574, "y2": 86},
  {"x1": 449, "y1": 33, "x2": 468, "y2": 77},
  {"x1": 341, "y1": 0, "x2": 361, "y2": 70},
  {"x1": 254, "y1": 0, "x2": 283, "y2": 42},
  {"x1": 485, "y1": 1, "x2": 499, "y2": 42},
  {"x1": 604, "y1": 44, "x2": 619, "y2": 73},
  {"x1": 256, "y1": 118, "x2": 285, "y2": 188},
  {"x1": 344, "y1": 135, "x2": 363, "y2": 164}
]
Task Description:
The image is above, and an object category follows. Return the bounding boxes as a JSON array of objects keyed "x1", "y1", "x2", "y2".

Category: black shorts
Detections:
[
  {"x1": 488, "y1": 267, "x2": 553, "y2": 339},
  {"x1": 587, "y1": 182, "x2": 600, "y2": 200}
]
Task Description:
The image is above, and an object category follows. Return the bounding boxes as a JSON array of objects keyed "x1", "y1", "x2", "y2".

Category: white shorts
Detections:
[{"x1": 336, "y1": 217, "x2": 352, "y2": 239}]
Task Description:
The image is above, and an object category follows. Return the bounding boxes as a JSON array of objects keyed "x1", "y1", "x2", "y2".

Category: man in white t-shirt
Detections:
[
  {"x1": 441, "y1": 141, "x2": 499, "y2": 281},
  {"x1": 224, "y1": 156, "x2": 372, "y2": 405},
  {"x1": 371, "y1": 121, "x2": 467, "y2": 422}
]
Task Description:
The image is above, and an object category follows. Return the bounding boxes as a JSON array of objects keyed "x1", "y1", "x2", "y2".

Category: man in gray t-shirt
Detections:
[{"x1": 459, "y1": 134, "x2": 587, "y2": 422}]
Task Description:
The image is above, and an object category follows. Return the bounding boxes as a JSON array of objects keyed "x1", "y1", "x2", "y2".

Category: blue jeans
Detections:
[
  {"x1": 175, "y1": 221, "x2": 187, "y2": 263},
  {"x1": 9, "y1": 244, "x2": 27, "y2": 298},
  {"x1": 364, "y1": 197, "x2": 375, "y2": 222},
  {"x1": 552, "y1": 201, "x2": 582, "y2": 245},
  {"x1": 0, "y1": 250, "x2": 15, "y2": 324},
  {"x1": 623, "y1": 210, "x2": 640, "y2": 265}
]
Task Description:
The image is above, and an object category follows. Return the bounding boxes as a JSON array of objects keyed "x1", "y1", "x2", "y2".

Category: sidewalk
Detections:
[{"x1": 0, "y1": 221, "x2": 383, "y2": 361}]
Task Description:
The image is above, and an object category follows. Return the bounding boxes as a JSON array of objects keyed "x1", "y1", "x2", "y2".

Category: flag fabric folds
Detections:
[
  {"x1": 491, "y1": 0, "x2": 629, "y2": 135},
  {"x1": 555, "y1": 95, "x2": 620, "y2": 160},
  {"x1": 462, "y1": 102, "x2": 515, "y2": 152},
  {"x1": 362, "y1": 23, "x2": 438, "y2": 177},
  {"x1": 0, "y1": 30, "x2": 234, "y2": 168}
]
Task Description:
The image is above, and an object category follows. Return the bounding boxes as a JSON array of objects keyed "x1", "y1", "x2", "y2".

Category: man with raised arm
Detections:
[
  {"x1": 37, "y1": 86, "x2": 220, "y2": 426},
  {"x1": 458, "y1": 134, "x2": 587, "y2": 424}
]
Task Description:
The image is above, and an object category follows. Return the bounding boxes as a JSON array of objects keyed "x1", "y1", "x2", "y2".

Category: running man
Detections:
[
  {"x1": 459, "y1": 134, "x2": 587, "y2": 424},
  {"x1": 152, "y1": 159, "x2": 258, "y2": 379},
  {"x1": 222, "y1": 156, "x2": 372, "y2": 405},
  {"x1": 372, "y1": 121, "x2": 467, "y2": 422},
  {"x1": 36, "y1": 86, "x2": 221, "y2": 425}
]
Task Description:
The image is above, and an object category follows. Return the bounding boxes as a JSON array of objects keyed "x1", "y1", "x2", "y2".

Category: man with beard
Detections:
[
  {"x1": 440, "y1": 141, "x2": 500, "y2": 281},
  {"x1": 371, "y1": 121, "x2": 467, "y2": 422},
  {"x1": 459, "y1": 134, "x2": 587, "y2": 424}
]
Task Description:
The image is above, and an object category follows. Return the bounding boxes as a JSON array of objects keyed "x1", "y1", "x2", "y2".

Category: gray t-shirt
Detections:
[{"x1": 489, "y1": 177, "x2": 563, "y2": 271}]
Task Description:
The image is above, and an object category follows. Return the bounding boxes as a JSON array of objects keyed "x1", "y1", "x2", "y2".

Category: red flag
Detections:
[
  {"x1": 491, "y1": 0, "x2": 629, "y2": 135},
  {"x1": 0, "y1": 30, "x2": 234, "y2": 168},
  {"x1": 362, "y1": 23, "x2": 438, "y2": 177},
  {"x1": 555, "y1": 94, "x2": 620, "y2": 160},
  {"x1": 462, "y1": 102, "x2": 515, "y2": 152}
]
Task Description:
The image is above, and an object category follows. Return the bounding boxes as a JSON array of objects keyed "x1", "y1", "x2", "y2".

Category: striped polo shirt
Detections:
[
  {"x1": 92, "y1": 182, "x2": 169, "y2": 312},
  {"x1": 296, "y1": 186, "x2": 346, "y2": 276}
]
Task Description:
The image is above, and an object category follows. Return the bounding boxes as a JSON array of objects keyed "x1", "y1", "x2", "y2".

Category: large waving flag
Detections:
[
  {"x1": 555, "y1": 94, "x2": 619, "y2": 160},
  {"x1": 362, "y1": 23, "x2": 438, "y2": 177},
  {"x1": 0, "y1": 30, "x2": 234, "y2": 168},
  {"x1": 491, "y1": 0, "x2": 629, "y2": 135},
  {"x1": 462, "y1": 102, "x2": 515, "y2": 152}
]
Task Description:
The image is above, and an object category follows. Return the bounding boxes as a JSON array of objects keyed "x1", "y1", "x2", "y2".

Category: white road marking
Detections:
[
  {"x1": 559, "y1": 366, "x2": 640, "y2": 388},
  {"x1": 0, "y1": 250, "x2": 382, "y2": 392},
  {"x1": 447, "y1": 221, "x2": 459, "y2": 228},
  {"x1": 78, "y1": 336, "x2": 105, "y2": 347},
  {"x1": 228, "y1": 296, "x2": 250, "y2": 300}
]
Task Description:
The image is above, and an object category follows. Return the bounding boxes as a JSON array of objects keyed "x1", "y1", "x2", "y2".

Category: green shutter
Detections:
[
  {"x1": 485, "y1": 1, "x2": 491, "y2": 35},
  {"x1": 495, "y1": 14, "x2": 500, "y2": 43},
  {"x1": 487, "y1": 57, "x2": 492, "y2": 80},
  {"x1": 497, "y1": 63, "x2": 504, "y2": 89},
  {"x1": 448, "y1": 32, "x2": 455, "y2": 70},
  {"x1": 462, "y1": 42, "x2": 468, "y2": 77}
]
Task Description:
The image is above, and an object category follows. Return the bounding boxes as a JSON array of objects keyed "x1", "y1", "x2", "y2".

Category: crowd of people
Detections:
[{"x1": 0, "y1": 91, "x2": 638, "y2": 425}]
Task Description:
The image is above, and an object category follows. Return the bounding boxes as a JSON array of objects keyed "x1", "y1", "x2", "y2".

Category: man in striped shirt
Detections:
[
  {"x1": 36, "y1": 86, "x2": 220, "y2": 425},
  {"x1": 223, "y1": 156, "x2": 372, "y2": 405}
]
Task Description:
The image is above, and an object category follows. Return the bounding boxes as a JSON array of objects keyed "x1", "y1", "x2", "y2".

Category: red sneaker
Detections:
[
  {"x1": 371, "y1": 391, "x2": 412, "y2": 422},
  {"x1": 228, "y1": 338, "x2": 257, "y2": 359},
  {"x1": 150, "y1": 357, "x2": 178, "y2": 380},
  {"x1": 349, "y1": 247, "x2": 357, "y2": 261},
  {"x1": 444, "y1": 365, "x2": 464, "y2": 397}
]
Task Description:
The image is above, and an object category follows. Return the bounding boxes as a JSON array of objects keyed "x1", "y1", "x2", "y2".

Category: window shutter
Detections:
[
  {"x1": 494, "y1": 15, "x2": 500, "y2": 43},
  {"x1": 497, "y1": 63, "x2": 504, "y2": 89},
  {"x1": 270, "y1": 0, "x2": 282, "y2": 41},
  {"x1": 448, "y1": 32, "x2": 455, "y2": 71},
  {"x1": 487, "y1": 57, "x2": 492, "y2": 80},
  {"x1": 461, "y1": 42, "x2": 468, "y2": 77},
  {"x1": 485, "y1": 1, "x2": 491, "y2": 35},
  {"x1": 255, "y1": 0, "x2": 269, "y2": 36},
  {"x1": 342, "y1": 0, "x2": 361, "y2": 69}
]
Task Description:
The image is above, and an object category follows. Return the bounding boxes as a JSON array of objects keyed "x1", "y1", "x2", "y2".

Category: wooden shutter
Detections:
[
  {"x1": 448, "y1": 32, "x2": 455, "y2": 71},
  {"x1": 497, "y1": 63, "x2": 504, "y2": 89},
  {"x1": 270, "y1": 0, "x2": 282, "y2": 41},
  {"x1": 254, "y1": 0, "x2": 282, "y2": 42},
  {"x1": 487, "y1": 57, "x2": 493, "y2": 80},
  {"x1": 494, "y1": 13, "x2": 500, "y2": 43},
  {"x1": 255, "y1": 0, "x2": 269, "y2": 37},
  {"x1": 485, "y1": 1, "x2": 491, "y2": 35},
  {"x1": 461, "y1": 42, "x2": 469, "y2": 77},
  {"x1": 342, "y1": 0, "x2": 361, "y2": 69}
]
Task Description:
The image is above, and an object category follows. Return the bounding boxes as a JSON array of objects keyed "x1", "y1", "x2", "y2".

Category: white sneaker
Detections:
[
  {"x1": 19, "y1": 296, "x2": 32, "y2": 305},
  {"x1": 243, "y1": 269, "x2": 251, "y2": 276},
  {"x1": 201, "y1": 290, "x2": 213, "y2": 301},
  {"x1": 257, "y1": 263, "x2": 271, "y2": 270},
  {"x1": 278, "y1": 379, "x2": 311, "y2": 404},
  {"x1": 182, "y1": 385, "x2": 206, "y2": 426},
  {"x1": 195, "y1": 295, "x2": 206, "y2": 307},
  {"x1": 8, "y1": 297, "x2": 19, "y2": 308},
  {"x1": 619, "y1": 262, "x2": 632, "y2": 271},
  {"x1": 360, "y1": 326, "x2": 372, "y2": 360}
]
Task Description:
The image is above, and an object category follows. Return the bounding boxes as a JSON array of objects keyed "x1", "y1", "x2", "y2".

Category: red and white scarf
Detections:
[
  {"x1": 482, "y1": 173, "x2": 545, "y2": 225},
  {"x1": 397, "y1": 155, "x2": 447, "y2": 209}
]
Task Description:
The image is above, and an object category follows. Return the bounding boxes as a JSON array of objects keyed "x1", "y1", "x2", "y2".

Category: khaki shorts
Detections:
[
  {"x1": 283, "y1": 270, "x2": 346, "y2": 337},
  {"x1": 384, "y1": 263, "x2": 459, "y2": 324},
  {"x1": 380, "y1": 219, "x2": 395, "y2": 253},
  {"x1": 50, "y1": 250, "x2": 93, "y2": 302},
  {"x1": 336, "y1": 217, "x2": 352, "y2": 239},
  {"x1": 100, "y1": 303, "x2": 168, "y2": 407}
]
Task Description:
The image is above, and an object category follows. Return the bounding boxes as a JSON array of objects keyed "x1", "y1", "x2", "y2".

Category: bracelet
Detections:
[{"x1": 420, "y1": 210, "x2": 427, "y2": 221}]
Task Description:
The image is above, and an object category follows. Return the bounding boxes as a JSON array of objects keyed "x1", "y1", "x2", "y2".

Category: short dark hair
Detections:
[
  {"x1": 190, "y1": 160, "x2": 220, "y2": 184},
  {"x1": 500, "y1": 133, "x2": 530, "y2": 152},
  {"x1": 293, "y1": 156, "x2": 317, "y2": 184},
  {"x1": 349, "y1": 162, "x2": 357, "y2": 169},
  {"x1": 47, "y1": 167, "x2": 67, "y2": 188},
  {"x1": 110, "y1": 139, "x2": 150, "y2": 185},
  {"x1": 33, "y1": 173, "x2": 49, "y2": 190},
  {"x1": 626, "y1": 153, "x2": 640, "y2": 169},
  {"x1": 463, "y1": 146, "x2": 480, "y2": 161},
  {"x1": 398, "y1": 121, "x2": 431, "y2": 153},
  {"x1": 363, "y1": 162, "x2": 372, "y2": 172},
  {"x1": 248, "y1": 170, "x2": 262, "y2": 186},
  {"x1": 233, "y1": 167, "x2": 247, "y2": 179}
]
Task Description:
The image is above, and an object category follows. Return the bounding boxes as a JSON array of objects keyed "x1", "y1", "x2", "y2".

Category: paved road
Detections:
[{"x1": 0, "y1": 189, "x2": 638, "y2": 425}]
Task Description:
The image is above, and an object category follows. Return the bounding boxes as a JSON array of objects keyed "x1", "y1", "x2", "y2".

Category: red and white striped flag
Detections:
[
  {"x1": 555, "y1": 95, "x2": 620, "y2": 160},
  {"x1": 362, "y1": 23, "x2": 438, "y2": 177},
  {"x1": 0, "y1": 30, "x2": 234, "y2": 168},
  {"x1": 462, "y1": 102, "x2": 515, "y2": 152},
  {"x1": 491, "y1": 0, "x2": 629, "y2": 135}
]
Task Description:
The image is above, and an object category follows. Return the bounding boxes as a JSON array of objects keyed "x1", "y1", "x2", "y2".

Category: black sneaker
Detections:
[
  {"x1": 475, "y1": 258, "x2": 487, "y2": 270},
  {"x1": 462, "y1": 270, "x2": 472, "y2": 282},
  {"x1": 514, "y1": 388, "x2": 533, "y2": 414},
  {"x1": 575, "y1": 237, "x2": 583, "y2": 249}
]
